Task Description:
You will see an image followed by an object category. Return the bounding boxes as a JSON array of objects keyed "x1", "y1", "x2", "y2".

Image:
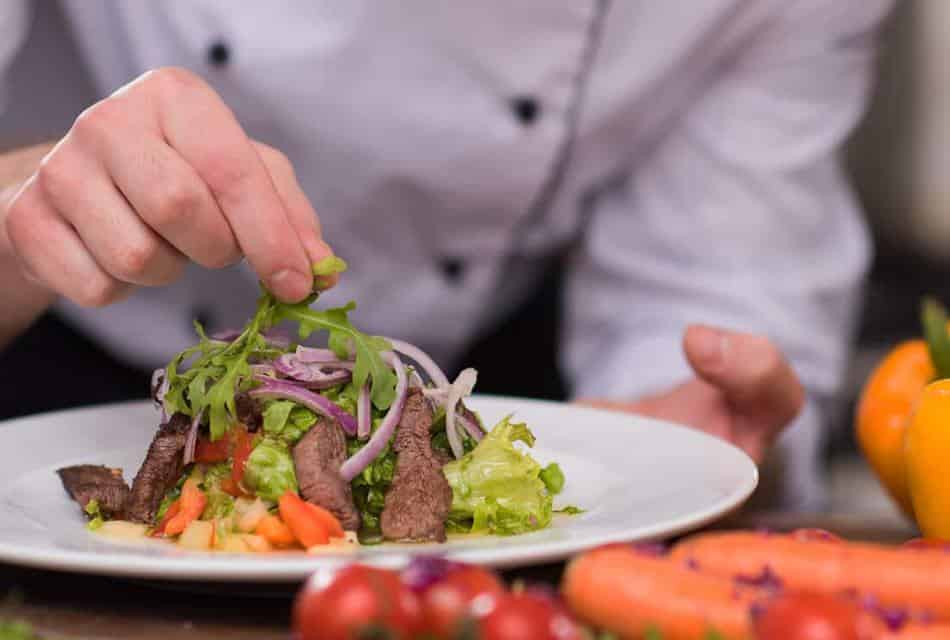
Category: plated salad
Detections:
[{"x1": 57, "y1": 259, "x2": 568, "y2": 552}]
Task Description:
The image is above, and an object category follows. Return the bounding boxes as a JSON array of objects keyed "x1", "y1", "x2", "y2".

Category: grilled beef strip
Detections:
[
  {"x1": 57, "y1": 464, "x2": 129, "y2": 518},
  {"x1": 125, "y1": 412, "x2": 192, "y2": 524},
  {"x1": 292, "y1": 415, "x2": 361, "y2": 531},
  {"x1": 380, "y1": 388, "x2": 453, "y2": 542}
]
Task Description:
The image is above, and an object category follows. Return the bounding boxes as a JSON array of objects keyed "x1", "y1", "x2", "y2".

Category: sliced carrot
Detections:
[
  {"x1": 278, "y1": 491, "x2": 329, "y2": 548},
  {"x1": 304, "y1": 502, "x2": 345, "y2": 538},
  {"x1": 151, "y1": 499, "x2": 182, "y2": 537},
  {"x1": 671, "y1": 532, "x2": 950, "y2": 617},
  {"x1": 562, "y1": 545, "x2": 761, "y2": 639},
  {"x1": 164, "y1": 479, "x2": 207, "y2": 537},
  {"x1": 255, "y1": 514, "x2": 297, "y2": 548}
]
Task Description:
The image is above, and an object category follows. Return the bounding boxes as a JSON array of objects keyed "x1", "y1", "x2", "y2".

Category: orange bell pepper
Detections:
[
  {"x1": 163, "y1": 478, "x2": 208, "y2": 537},
  {"x1": 905, "y1": 378, "x2": 950, "y2": 538},
  {"x1": 856, "y1": 297, "x2": 950, "y2": 520}
]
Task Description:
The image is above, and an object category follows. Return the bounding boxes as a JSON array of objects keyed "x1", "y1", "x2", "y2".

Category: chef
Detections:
[{"x1": 0, "y1": 1, "x2": 893, "y2": 509}]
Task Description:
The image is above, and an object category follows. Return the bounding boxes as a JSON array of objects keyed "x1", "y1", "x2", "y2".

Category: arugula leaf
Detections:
[
  {"x1": 272, "y1": 300, "x2": 396, "y2": 410},
  {"x1": 312, "y1": 256, "x2": 348, "y2": 291}
]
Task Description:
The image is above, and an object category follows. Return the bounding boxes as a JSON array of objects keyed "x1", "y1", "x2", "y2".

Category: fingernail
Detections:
[
  {"x1": 691, "y1": 325, "x2": 728, "y2": 372},
  {"x1": 268, "y1": 268, "x2": 311, "y2": 301},
  {"x1": 308, "y1": 239, "x2": 333, "y2": 262}
]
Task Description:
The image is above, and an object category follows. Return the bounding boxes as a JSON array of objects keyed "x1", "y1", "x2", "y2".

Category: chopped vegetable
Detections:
[
  {"x1": 164, "y1": 479, "x2": 207, "y2": 537},
  {"x1": 84, "y1": 499, "x2": 104, "y2": 531},
  {"x1": 304, "y1": 502, "x2": 345, "y2": 538},
  {"x1": 201, "y1": 463, "x2": 236, "y2": 520},
  {"x1": 178, "y1": 519, "x2": 215, "y2": 550},
  {"x1": 256, "y1": 514, "x2": 297, "y2": 547},
  {"x1": 443, "y1": 417, "x2": 554, "y2": 535},
  {"x1": 279, "y1": 491, "x2": 330, "y2": 547},
  {"x1": 539, "y1": 463, "x2": 565, "y2": 495},
  {"x1": 243, "y1": 438, "x2": 298, "y2": 502}
]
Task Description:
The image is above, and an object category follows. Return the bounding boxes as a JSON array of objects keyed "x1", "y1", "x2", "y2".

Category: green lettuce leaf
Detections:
[
  {"x1": 272, "y1": 301, "x2": 395, "y2": 410},
  {"x1": 539, "y1": 463, "x2": 565, "y2": 495},
  {"x1": 262, "y1": 400, "x2": 317, "y2": 444},
  {"x1": 348, "y1": 430, "x2": 396, "y2": 534},
  {"x1": 200, "y1": 462, "x2": 236, "y2": 519},
  {"x1": 442, "y1": 416, "x2": 557, "y2": 535},
  {"x1": 243, "y1": 438, "x2": 297, "y2": 502}
]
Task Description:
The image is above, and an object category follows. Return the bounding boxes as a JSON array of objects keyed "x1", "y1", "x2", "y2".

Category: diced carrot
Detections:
[
  {"x1": 151, "y1": 499, "x2": 182, "y2": 537},
  {"x1": 304, "y1": 502, "x2": 344, "y2": 538},
  {"x1": 278, "y1": 491, "x2": 329, "y2": 548},
  {"x1": 255, "y1": 514, "x2": 297, "y2": 548},
  {"x1": 164, "y1": 479, "x2": 207, "y2": 537}
]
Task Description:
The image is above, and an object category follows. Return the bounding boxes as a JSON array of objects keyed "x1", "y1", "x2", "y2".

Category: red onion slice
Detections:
[
  {"x1": 385, "y1": 339, "x2": 450, "y2": 388},
  {"x1": 357, "y1": 383, "x2": 372, "y2": 440},
  {"x1": 341, "y1": 352, "x2": 408, "y2": 481},
  {"x1": 182, "y1": 410, "x2": 203, "y2": 466},
  {"x1": 445, "y1": 368, "x2": 477, "y2": 459},
  {"x1": 272, "y1": 354, "x2": 353, "y2": 388},
  {"x1": 249, "y1": 379, "x2": 358, "y2": 436},
  {"x1": 457, "y1": 409, "x2": 484, "y2": 443},
  {"x1": 295, "y1": 347, "x2": 346, "y2": 364}
]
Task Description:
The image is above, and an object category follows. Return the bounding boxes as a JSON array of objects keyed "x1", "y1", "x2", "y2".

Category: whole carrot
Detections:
[
  {"x1": 671, "y1": 532, "x2": 950, "y2": 617},
  {"x1": 561, "y1": 545, "x2": 761, "y2": 639}
]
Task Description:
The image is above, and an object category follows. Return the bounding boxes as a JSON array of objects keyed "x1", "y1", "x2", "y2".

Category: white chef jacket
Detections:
[{"x1": 0, "y1": 0, "x2": 894, "y2": 510}]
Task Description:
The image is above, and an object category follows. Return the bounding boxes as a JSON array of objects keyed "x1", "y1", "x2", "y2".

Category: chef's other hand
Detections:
[
  {"x1": 3, "y1": 67, "x2": 333, "y2": 307},
  {"x1": 580, "y1": 325, "x2": 805, "y2": 464}
]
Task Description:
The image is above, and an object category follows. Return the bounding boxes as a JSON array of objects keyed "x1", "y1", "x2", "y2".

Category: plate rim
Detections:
[{"x1": 0, "y1": 396, "x2": 758, "y2": 582}]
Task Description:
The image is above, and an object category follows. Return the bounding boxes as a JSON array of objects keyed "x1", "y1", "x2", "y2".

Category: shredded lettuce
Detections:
[
  {"x1": 443, "y1": 416, "x2": 556, "y2": 535},
  {"x1": 243, "y1": 438, "x2": 297, "y2": 501},
  {"x1": 262, "y1": 400, "x2": 317, "y2": 444}
]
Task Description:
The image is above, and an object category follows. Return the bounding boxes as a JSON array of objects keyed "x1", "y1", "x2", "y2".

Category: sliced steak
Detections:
[
  {"x1": 125, "y1": 412, "x2": 192, "y2": 524},
  {"x1": 236, "y1": 393, "x2": 263, "y2": 432},
  {"x1": 381, "y1": 388, "x2": 453, "y2": 542},
  {"x1": 57, "y1": 465, "x2": 129, "y2": 518},
  {"x1": 292, "y1": 416, "x2": 361, "y2": 531}
]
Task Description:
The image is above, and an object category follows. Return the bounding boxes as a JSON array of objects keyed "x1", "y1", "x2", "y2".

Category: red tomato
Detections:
[
  {"x1": 754, "y1": 593, "x2": 878, "y2": 640},
  {"x1": 293, "y1": 565, "x2": 424, "y2": 640},
  {"x1": 477, "y1": 592, "x2": 581, "y2": 640},
  {"x1": 193, "y1": 436, "x2": 229, "y2": 463},
  {"x1": 230, "y1": 428, "x2": 255, "y2": 489},
  {"x1": 421, "y1": 565, "x2": 505, "y2": 636}
]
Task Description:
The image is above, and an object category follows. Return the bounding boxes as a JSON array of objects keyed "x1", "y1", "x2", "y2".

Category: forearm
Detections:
[{"x1": 0, "y1": 142, "x2": 58, "y2": 348}]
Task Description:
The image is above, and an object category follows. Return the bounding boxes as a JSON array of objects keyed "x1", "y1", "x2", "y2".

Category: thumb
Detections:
[{"x1": 683, "y1": 324, "x2": 804, "y2": 428}]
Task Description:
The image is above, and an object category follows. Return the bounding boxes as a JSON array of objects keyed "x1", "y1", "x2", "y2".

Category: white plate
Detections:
[{"x1": 0, "y1": 396, "x2": 757, "y2": 582}]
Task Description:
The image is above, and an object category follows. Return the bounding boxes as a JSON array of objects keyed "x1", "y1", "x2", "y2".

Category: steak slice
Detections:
[
  {"x1": 292, "y1": 416, "x2": 361, "y2": 531},
  {"x1": 381, "y1": 388, "x2": 453, "y2": 542},
  {"x1": 125, "y1": 412, "x2": 192, "y2": 524},
  {"x1": 57, "y1": 465, "x2": 129, "y2": 519}
]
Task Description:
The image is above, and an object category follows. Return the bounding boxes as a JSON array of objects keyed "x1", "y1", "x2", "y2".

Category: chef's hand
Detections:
[
  {"x1": 580, "y1": 325, "x2": 805, "y2": 464},
  {"x1": 1, "y1": 67, "x2": 332, "y2": 308}
]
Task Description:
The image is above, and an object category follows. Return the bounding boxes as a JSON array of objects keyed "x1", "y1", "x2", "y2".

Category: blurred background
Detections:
[{"x1": 0, "y1": 2, "x2": 943, "y2": 530}]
